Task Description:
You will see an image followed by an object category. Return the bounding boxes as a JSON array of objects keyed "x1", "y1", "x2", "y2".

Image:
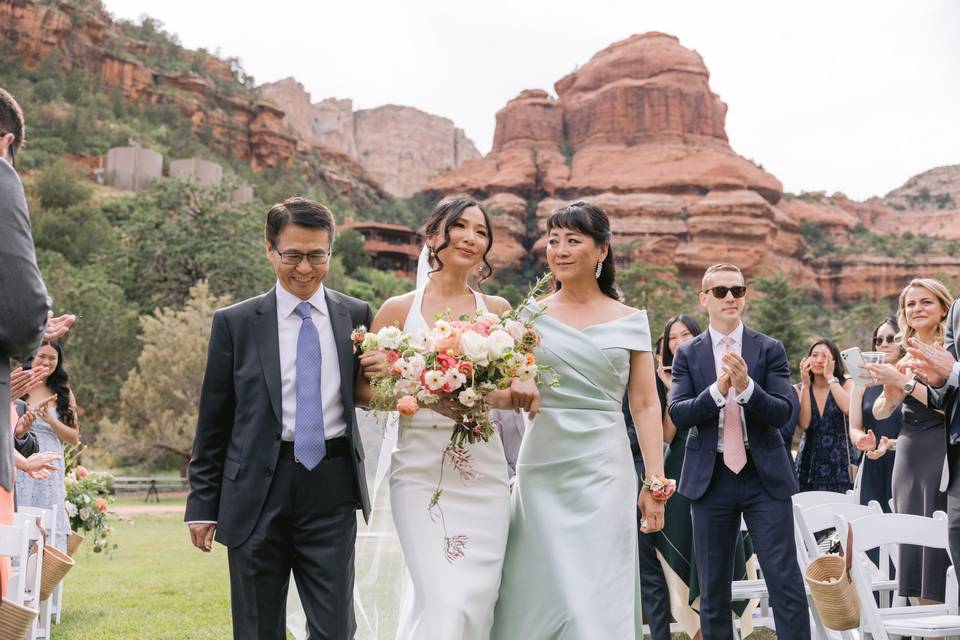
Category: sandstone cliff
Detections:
[
  {"x1": 425, "y1": 33, "x2": 960, "y2": 301},
  {"x1": 258, "y1": 77, "x2": 481, "y2": 197}
]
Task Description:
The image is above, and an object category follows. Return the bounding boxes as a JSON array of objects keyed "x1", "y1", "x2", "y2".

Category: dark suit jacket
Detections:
[
  {"x1": 0, "y1": 158, "x2": 50, "y2": 492},
  {"x1": 930, "y1": 298, "x2": 960, "y2": 487},
  {"x1": 184, "y1": 286, "x2": 372, "y2": 548},
  {"x1": 668, "y1": 325, "x2": 799, "y2": 501}
]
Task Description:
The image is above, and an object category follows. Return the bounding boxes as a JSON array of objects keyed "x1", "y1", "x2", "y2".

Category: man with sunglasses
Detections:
[
  {"x1": 669, "y1": 263, "x2": 806, "y2": 640},
  {"x1": 0, "y1": 87, "x2": 51, "y2": 509},
  {"x1": 185, "y1": 197, "x2": 372, "y2": 639}
]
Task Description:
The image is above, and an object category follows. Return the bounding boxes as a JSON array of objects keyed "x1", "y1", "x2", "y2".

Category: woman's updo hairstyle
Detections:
[
  {"x1": 546, "y1": 200, "x2": 620, "y2": 301},
  {"x1": 421, "y1": 195, "x2": 495, "y2": 289}
]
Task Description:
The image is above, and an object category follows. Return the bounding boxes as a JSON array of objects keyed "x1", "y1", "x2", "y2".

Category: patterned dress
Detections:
[
  {"x1": 15, "y1": 406, "x2": 69, "y2": 551},
  {"x1": 795, "y1": 385, "x2": 856, "y2": 493}
]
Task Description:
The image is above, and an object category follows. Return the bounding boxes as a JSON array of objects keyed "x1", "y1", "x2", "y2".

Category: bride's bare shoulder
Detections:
[
  {"x1": 372, "y1": 290, "x2": 417, "y2": 329},
  {"x1": 481, "y1": 293, "x2": 511, "y2": 315}
]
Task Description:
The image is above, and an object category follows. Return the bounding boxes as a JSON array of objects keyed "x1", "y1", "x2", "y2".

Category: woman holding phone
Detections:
[{"x1": 848, "y1": 317, "x2": 902, "y2": 512}]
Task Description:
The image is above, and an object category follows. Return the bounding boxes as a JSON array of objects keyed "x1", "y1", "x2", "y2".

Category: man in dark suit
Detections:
[
  {"x1": 0, "y1": 87, "x2": 51, "y2": 497},
  {"x1": 669, "y1": 263, "x2": 806, "y2": 640},
  {"x1": 908, "y1": 297, "x2": 960, "y2": 585},
  {"x1": 185, "y1": 197, "x2": 372, "y2": 640}
]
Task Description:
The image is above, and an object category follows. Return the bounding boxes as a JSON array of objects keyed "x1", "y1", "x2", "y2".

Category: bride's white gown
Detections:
[{"x1": 391, "y1": 286, "x2": 511, "y2": 640}]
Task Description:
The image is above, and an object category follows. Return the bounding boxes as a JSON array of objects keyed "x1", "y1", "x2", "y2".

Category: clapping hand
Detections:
[
  {"x1": 866, "y1": 436, "x2": 894, "y2": 460},
  {"x1": 855, "y1": 428, "x2": 877, "y2": 452},
  {"x1": 906, "y1": 338, "x2": 956, "y2": 388},
  {"x1": 43, "y1": 313, "x2": 76, "y2": 342},
  {"x1": 722, "y1": 352, "x2": 750, "y2": 393},
  {"x1": 14, "y1": 408, "x2": 40, "y2": 437},
  {"x1": 20, "y1": 452, "x2": 60, "y2": 480},
  {"x1": 9, "y1": 365, "x2": 48, "y2": 399}
]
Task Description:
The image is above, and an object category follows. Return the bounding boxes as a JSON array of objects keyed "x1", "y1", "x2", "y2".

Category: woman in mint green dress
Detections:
[{"x1": 492, "y1": 201, "x2": 666, "y2": 639}]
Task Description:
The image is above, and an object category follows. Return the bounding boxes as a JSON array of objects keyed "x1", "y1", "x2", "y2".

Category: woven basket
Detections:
[
  {"x1": 0, "y1": 597, "x2": 38, "y2": 640},
  {"x1": 39, "y1": 544, "x2": 74, "y2": 601},
  {"x1": 805, "y1": 554, "x2": 860, "y2": 630},
  {"x1": 67, "y1": 530, "x2": 84, "y2": 556}
]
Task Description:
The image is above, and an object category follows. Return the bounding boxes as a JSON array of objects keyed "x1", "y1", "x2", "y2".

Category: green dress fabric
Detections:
[{"x1": 491, "y1": 303, "x2": 651, "y2": 639}]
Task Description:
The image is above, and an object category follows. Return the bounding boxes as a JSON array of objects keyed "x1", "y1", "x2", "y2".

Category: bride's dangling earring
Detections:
[{"x1": 595, "y1": 260, "x2": 603, "y2": 279}]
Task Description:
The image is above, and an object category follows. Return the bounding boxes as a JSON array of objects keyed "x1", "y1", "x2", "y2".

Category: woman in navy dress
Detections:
[
  {"x1": 795, "y1": 338, "x2": 857, "y2": 493},
  {"x1": 849, "y1": 317, "x2": 901, "y2": 512}
]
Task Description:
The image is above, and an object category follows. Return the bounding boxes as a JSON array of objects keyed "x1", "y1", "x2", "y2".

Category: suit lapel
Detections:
[
  {"x1": 741, "y1": 325, "x2": 762, "y2": 380},
  {"x1": 254, "y1": 289, "x2": 283, "y2": 426},
  {"x1": 693, "y1": 332, "x2": 716, "y2": 390},
  {"x1": 325, "y1": 288, "x2": 355, "y2": 417}
]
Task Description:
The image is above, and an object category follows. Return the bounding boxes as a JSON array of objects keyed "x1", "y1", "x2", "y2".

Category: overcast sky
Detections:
[{"x1": 104, "y1": 0, "x2": 959, "y2": 200}]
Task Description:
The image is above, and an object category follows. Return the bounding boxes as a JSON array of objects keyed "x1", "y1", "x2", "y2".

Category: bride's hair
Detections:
[
  {"x1": 421, "y1": 195, "x2": 495, "y2": 289},
  {"x1": 546, "y1": 200, "x2": 621, "y2": 301}
]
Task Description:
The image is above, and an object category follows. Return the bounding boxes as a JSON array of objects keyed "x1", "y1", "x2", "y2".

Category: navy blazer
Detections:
[{"x1": 668, "y1": 325, "x2": 799, "y2": 501}]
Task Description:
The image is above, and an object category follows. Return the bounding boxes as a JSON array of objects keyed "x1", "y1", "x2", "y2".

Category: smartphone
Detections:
[{"x1": 840, "y1": 347, "x2": 869, "y2": 387}]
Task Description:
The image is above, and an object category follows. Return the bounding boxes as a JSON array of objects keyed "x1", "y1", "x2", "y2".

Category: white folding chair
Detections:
[
  {"x1": 18, "y1": 506, "x2": 56, "y2": 640},
  {"x1": 792, "y1": 490, "x2": 856, "y2": 511},
  {"x1": 839, "y1": 511, "x2": 960, "y2": 639},
  {"x1": 10, "y1": 513, "x2": 45, "y2": 613},
  {"x1": 0, "y1": 522, "x2": 30, "y2": 606}
]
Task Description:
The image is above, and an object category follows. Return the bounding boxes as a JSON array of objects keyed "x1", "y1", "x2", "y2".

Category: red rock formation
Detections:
[
  {"x1": 258, "y1": 77, "x2": 482, "y2": 197},
  {"x1": 426, "y1": 32, "x2": 959, "y2": 302},
  {"x1": 1, "y1": 0, "x2": 297, "y2": 169}
]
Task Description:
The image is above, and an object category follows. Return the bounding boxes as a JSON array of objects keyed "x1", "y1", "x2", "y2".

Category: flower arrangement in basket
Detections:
[
  {"x1": 64, "y1": 453, "x2": 117, "y2": 554},
  {"x1": 353, "y1": 273, "x2": 557, "y2": 560}
]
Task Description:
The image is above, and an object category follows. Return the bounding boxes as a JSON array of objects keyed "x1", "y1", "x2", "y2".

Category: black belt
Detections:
[{"x1": 279, "y1": 438, "x2": 350, "y2": 461}]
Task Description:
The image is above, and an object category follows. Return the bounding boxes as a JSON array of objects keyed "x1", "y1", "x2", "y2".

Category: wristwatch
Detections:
[
  {"x1": 902, "y1": 378, "x2": 917, "y2": 395},
  {"x1": 826, "y1": 376, "x2": 840, "y2": 385}
]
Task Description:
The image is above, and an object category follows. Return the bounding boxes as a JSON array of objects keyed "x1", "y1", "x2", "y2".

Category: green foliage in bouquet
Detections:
[{"x1": 64, "y1": 447, "x2": 117, "y2": 554}]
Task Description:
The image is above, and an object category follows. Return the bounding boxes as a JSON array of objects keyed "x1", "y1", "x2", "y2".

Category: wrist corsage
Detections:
[{"x1": 641, "y1": 475, "x2": 677, "y2": 502}]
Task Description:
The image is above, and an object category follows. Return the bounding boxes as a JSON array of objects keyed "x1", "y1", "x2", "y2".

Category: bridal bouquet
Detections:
[{"x1": 352, "y1": 274, "x2": 556, "y2": 560}]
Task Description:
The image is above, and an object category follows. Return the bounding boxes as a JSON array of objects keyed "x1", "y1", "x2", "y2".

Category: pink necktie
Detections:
[{"x1": 721, "y1": 336, "x2": 747, "y2": 473}]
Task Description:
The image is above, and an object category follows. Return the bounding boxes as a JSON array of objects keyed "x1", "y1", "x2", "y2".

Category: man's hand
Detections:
[
  {"x1": 722, "y1": 352, "x2": 751, "y2": 394},
  {"x1": 638, "y1": 489, "x2": 664, "y2": 533},
  {"x1": 9, "y1": 365, "x2": 48, "y2": 399},
  {"x1": 188, "y1": 523, "x2": 216, "y2": 552},
  {"x1": 716, "y1": 370, "x2": 732, "y2": 396},
  {"x1": 20, "y1": 452, "x2": 60, "y2": 479},
  {"x1": 43, "y1": 313, "x2": 76, "y2": 342},
  {"x1": 906, "y1": 338, "x2": 956, "y2": 388}
]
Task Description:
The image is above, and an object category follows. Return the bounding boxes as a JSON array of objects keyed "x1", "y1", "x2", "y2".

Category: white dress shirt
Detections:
[
  {"x1": 275, "y1": 282, "x2": 347, "y2": 441},
  {"x1": 707, "y1": 323, "x2": 754, "y2": 452}
]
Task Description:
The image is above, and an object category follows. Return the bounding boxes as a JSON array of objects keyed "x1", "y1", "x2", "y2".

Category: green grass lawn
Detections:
[{"x1": 53, "y1": 514, "x2": 233, "y2": 639}]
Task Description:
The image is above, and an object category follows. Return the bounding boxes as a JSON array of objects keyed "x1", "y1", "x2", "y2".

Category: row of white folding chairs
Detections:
[{"x1": 5, "y1": 504, "x2": 64, "y2": 640}]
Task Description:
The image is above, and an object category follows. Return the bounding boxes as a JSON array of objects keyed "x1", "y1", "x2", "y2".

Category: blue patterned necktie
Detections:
[{"x1": 294, "y1": 301, "x2": 326, "y2": 469}]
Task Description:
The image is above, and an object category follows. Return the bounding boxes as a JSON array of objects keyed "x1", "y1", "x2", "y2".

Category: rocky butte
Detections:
[
  {"x1": 258, "y1": 77, "x2": 481, "y2": 198},
  {"x1": 425, "y1": 32, "x2": 960, "y2": 302}
]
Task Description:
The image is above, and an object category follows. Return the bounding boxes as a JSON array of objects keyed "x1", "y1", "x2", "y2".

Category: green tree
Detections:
[
  {"x1": 32, "y1": 204, "x2": 116, "y2": 266},
  {"x1": 98, "y1": 282, "x2": 230, "y2": 474},
  {"x1": 745, "y1": 272, "x2": 813, "y2": 374},
  {"x1": 37, "y1": 250, "x2": 141, "y2": 422},
  {"x1": 33, "y1": 159, "x2": 93, "y2": 210},
  {"x1": 619, "y1": 261, "x2": 701, "y2": 335},
  {"x1": 333, "y1": 228, "x2": 370, "y2": 273}
]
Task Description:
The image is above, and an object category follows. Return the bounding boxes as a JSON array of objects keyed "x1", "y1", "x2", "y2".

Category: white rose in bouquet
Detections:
[
  {"x1": 376, "y1": 326, "x2": 403, "y2": 350},
  {"x1": 486, "y1": 330, "x2": 515, "y2": 360},
  {"x1": 360, "y1": 332, "x2": 379, "y2": 352},
  {"x1": 459, "y1": 331, "x2": 490, "y2": 366},
  {"x1": 396, "y1": 378, "x2": 420, "y2": 396},
  {"x1": 79, "y1": 507, "x2": 92, "y2": 521},
  {"x1": 458, "y1": 388, "x2": 479, "y2": 408},
  {"x1": 405, "y1": 353, "x2": 426, "y2": 379},
  {"x1": 65, "y1": 502, "x2": 78, "y2": 518}
]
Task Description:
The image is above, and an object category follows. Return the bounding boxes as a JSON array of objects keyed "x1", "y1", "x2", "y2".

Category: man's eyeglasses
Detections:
[
  {"x1": 873, "y1": 335, "x2": 898, "y2": 347},
  {"x1": 271, "y1": 244, "x2": 331, "y2": 266},
  {"x1": 703, "y1": 285, "x2": 747, "y2": 299}
]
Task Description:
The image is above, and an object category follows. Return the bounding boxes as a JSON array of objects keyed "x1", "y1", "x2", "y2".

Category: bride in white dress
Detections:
[{"x1": 358, "y1": 196, "x2": 538, "y2": 640}]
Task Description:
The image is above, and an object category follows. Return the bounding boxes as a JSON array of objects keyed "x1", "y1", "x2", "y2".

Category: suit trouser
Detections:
[
  {"x1": 634, "y1": 459, "x2": 672, "y2": 640},
  {"x1": 227, "y1": 447, "x2": 358, "y2": 640},
  {"x1": 691, "y1": 454, "x2": 809, "y2": 640},
  {"x1": 949, "y1": 446, "x2": 960, "y2": 590}
]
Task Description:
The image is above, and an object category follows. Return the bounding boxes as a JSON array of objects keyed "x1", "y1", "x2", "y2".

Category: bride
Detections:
[{"x1": 358, "y1": 196, "x2": 538, "y2": 640}]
